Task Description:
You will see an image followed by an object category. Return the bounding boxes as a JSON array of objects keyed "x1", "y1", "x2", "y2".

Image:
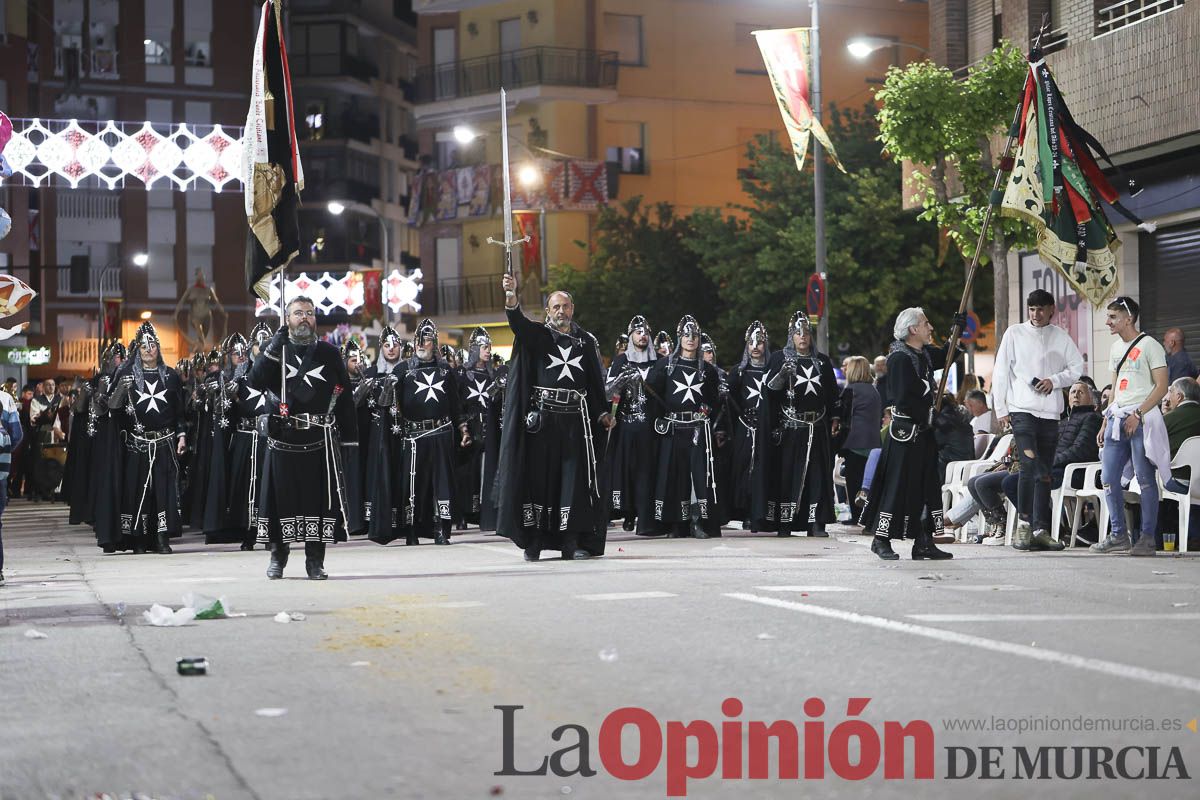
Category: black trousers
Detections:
[
  {"x1": 841, "y1": 450, "x2": 868, "y2": 524},
  {"x1": 1009, "y1": 412, "x2": 1058, "y2": 531}
]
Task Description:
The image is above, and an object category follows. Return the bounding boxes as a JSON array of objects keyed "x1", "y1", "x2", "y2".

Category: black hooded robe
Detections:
[{"x1": 601, "y1": 349, "x2": 660, "y2": 534}]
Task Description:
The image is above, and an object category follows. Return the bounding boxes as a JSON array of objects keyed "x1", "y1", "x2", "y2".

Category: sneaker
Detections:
[
  {"x1": 1012, "y1": 522, "x2": 1032, "y2": 551},
  {"x1": 1029, "y1": 530, "x2": 1065, "y2": 552},
  {"x1": 1129, "y1": 536, "x2": 1157, "y2": 557},
  {"x1": 981, "y1": 533, "x2": 1006, "y2": 546},
  {"x1": 1090, "y1": 533, "x2": 1132, "y2": 554}
]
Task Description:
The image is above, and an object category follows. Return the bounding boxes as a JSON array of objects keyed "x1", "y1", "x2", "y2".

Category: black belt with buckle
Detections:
[
  {"x1": 667, "y1": 411, "x2": 706, "y2": 424},
  {"x1": 404, "y1": 416, "x2": 451, "y2": 434},
  {"x1": 532, "y1": 386, "x2": 584, "y2": 413},
  {"x1": 781, "y1": 408, "x2": 824, "y2": 428}
]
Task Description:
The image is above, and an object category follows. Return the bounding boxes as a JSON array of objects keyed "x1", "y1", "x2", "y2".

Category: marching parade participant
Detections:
[
  {"x1": 250, "y1": 297, "x2": 358, "y2": 579},
  {"x1": 861, "y1": 308, "x2": 958, "y2": 561},
  {"x1": 340, "y1": 336, "x2": 373, "y2": 536},
  {"x1": 756, "y1": 311, "x2": 840, "y2": 538},
  {"x1": 602, "y1": 315, "x2": 659, "y2": 533},
  {"x1": 368, "y1": 318, "x2": 468, "y2": 547},
  {"x1": 726, "y1": 321, "x2": 770, "y2": 529},
  {"x1": 646, "y1": 315, "x2": 722, "y2": 538},
  {"x1": 106, "y1": 321, "x2": 186, "y2": 554},
  {"x1": 459, "y1": 326, "x2": 506, "y2": 532},
  {"x1": 494, "y1": 272, "x2": 613, "y2": 561}
]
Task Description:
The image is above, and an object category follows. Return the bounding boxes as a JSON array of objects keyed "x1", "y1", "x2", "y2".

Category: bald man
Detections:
[{"x1": 1164, "y1": 328, "x2": 1198, "y2": 383}]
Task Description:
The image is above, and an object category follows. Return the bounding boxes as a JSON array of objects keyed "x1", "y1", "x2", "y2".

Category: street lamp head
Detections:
[
  {"x1": 132, "y1": 252, "x2": 149, "y2": 267},
  {"x1": 847, "y1": 36, "x2": 928, "y2": 60},
  {"x1": 517, "y1": 163, "x2": 541, "y2": 189},
  {"x1": 327, "y1": 200, "x2": 346, "y2": 216},
  {"x1": 453, "y1": 125, "x2": 478, "y2": 145},
  {"x1": 847, "y1": 39, "x2": 879, "y2": 59},
  {"x1": 140, "y1": 310, "x2": 153, "y2": 320}
]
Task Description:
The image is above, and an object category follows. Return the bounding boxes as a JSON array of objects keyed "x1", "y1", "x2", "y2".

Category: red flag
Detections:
[
  {"x1": 360, "y1": 269, "x2": 383, "y2": 321},
  {"x1": 102, "y1": 299, "x2": 123, "y2": 338},
  {"x1": 513, "y1": 211, "x2": 540, "y2": 277}
]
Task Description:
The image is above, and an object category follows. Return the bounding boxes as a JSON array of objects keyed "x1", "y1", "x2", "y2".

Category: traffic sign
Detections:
[{"x1": 806, "y1": 273, "x2": 826, "y2": 319}]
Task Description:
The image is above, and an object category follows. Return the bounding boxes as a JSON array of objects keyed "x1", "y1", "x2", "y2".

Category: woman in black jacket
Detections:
[
  {"x1": 1052, "y1": 381, "x2": 1102, "y2": 489},
  {"x1": 839, "y1": 356, "x2": 882, "y2": 519}
]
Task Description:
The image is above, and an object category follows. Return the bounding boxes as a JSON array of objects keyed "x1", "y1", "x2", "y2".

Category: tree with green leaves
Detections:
[
  {"x1": 549, "y1": 197, "x2": 720, "y2": 359},
  {"x1": 876, "y1": 42, "x2": 1033, "y2": 334},
  {"x1": 687, "y1": 104, "x2": 962, "y2": 359}
]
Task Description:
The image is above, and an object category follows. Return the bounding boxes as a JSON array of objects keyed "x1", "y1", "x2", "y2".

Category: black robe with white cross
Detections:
[
  {"x1": 248, "y1": 341, "x2": 357, "y2": 545},
  {"x1": 494, "y1": 305, "x2": 608, "y2": 555},
  {"x1": 113, "y1": 360, "x2": 186, "y2": 544},
  {"x1": 754, "y1": 348, "x2": 839, "y2": 535},
  {"x1": 600, "y1": 349, "x2": 659, "y2": 534},
  {"x1": 645, "y1": 354, "x2": 722, "y2": 536},
  {"x1": 725, "y1": 361, "x2": 767, "y2": 524},
  {"x1": 458, "y1": 362, "x2": 506, "y2": 531},
  {"x1": 367, "y1": 356, "x2": 465, "y2": 543}
]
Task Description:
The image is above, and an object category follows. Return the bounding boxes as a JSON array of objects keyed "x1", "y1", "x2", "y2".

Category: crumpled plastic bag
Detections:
[
  {"x1": 273, "y1": 611, "x2": 306, "y2": 623},
  {"x1": 143, "y1": 603, "x2": 197, "y2": 627}
]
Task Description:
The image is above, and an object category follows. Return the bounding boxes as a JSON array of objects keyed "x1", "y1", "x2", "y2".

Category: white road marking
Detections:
[
  {"x1": 577, "y1": 591, "x2": 677, "y2": 601},
  {"x1": 909, "y1": 612, "x2": 1200, "y2": 623},
  {"x1": 1114, "y1": 583, "x2": 1199, "y2": 590},
  {"x1": 935, "y1": 584, "x2": 1031, "y2": 592},
  {"x1": 755, "y1": 585, "x2": 858, "y2": 592},
  {"x1": 163, "y1": 576, "x2": 238, "y2": 584},
  {"x1": 724, "y1": 592, "x2": 1200, "y2": 694},
  {"x1": 763, "y1": 557, "x2": 833, "y2": 563}
]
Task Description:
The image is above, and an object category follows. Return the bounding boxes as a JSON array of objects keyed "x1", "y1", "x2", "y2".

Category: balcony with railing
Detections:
[
  {"x1": 54, "y1": 46, "x2": 120, "y2": 79},
  {"x1": 56, "y1": 266, "x2": 122, "y2": 299},
  {"x1": 292, "y1": 52, "x2": 381, "y2": 83},
  {"x1": 435, "y1": 272, "x2": 509, "y2": 317},
  {"x1": 1096, "y1": 0, "x2": 1185, "y2": 35},
  {"x1": 58, "y1": 339, "x2": 99, "y2": 372},
  {"x1": 414, "y1": 47, "x2": 619, "y2": 116}
]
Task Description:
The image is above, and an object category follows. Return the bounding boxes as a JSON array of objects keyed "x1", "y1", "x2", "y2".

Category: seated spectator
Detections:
[
  {"x1": 1052, "y1": 381, "x2": 1102, "y2": 490},
  {"x1": 933, "y1": 402, "x2": 976, "y2": 478},
  {"x1": 1163, "y1": 377, "x2": 1200, "y2": 490},
  {"x1": 1161, "y1": 377, "x2": 1200, "y2": 547},
  {"x1": 965, "y1": 388, "x2": 998, "y2": 453},
  {"x1": 943, "y1": 440, "x2": 1017, "y2": 544}
]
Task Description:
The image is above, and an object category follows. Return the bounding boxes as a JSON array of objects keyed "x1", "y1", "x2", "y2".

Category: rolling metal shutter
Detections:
[{"x1": 1140, "y1": 221, "x2": 1200, "y2": 347}]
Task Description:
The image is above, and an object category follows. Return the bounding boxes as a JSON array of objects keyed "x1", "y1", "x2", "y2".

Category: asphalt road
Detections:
[{"x1": 2, "y1": 500, "x2": 1198, "y2": 800}]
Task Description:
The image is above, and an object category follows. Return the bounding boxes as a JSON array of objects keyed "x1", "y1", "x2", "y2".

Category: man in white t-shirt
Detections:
[{"x1": 1092, "y1": 296, "x2": 1169, "y2": 555}]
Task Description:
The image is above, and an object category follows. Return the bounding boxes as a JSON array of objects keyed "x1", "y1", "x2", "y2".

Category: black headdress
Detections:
[
  {"x1": 415, "y1": 317, "x2": 438, "y2": 345},
  {"x1": 626, "y1": 314, "x2": 649, "y2": 336},
  {"x1": 784, "y1": 311, "x2": 813, "y2": 356},
  {"x1": 376, "y1": 325, "x2": 403, "y2": 371},
  {"x1": 676, "y1": 315, "x2": 701, "y2": 342},
  {"x1": 223, "y1": 333, "x2": 251, "y2": 379},
  {"x1": 249, "y1": 321, "x2": 273, "y2": 349},
  {"x1": 700, "y1": 333, "x2": 715, "y2": 355},
  {"x1": 654, "y1": 331, "x2": 673, "y2": 354}
]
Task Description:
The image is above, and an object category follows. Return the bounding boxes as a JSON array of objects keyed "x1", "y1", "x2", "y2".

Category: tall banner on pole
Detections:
[{"x1": 752, "y1": 28, "x2": 844, "y2": 173}]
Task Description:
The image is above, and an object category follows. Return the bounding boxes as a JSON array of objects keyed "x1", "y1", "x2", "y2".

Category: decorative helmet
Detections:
[
  {"x1": 615, "y1": 333, "x2": 629, "y2": 353},
  {"x1": 654, "y1": 331, "x2": 673, "y2": 352},
  {"x1": 134, "y1": 320, "x2": 160, "y2": 352},
  {"x1": 676, "y1": 315, "x2": 701, "y2": 341},
  {"x1": 700, "y1": 333, "x2": 715, "y2": 355},
  {"x1": 341, "y1": 336, "x2": 363, "y2": 362},
  {"x1": 788, "y1": 310, "x2": 812, "y2": 337},
  {"x1": 468, "y1": 326, "x2": 491, "y2": 348},
  {"x1": 250, "y1": 321, "x2": 273, "y2": 348},
  {"x1": 744, "y1": 320, "x2": 768, "y2": 349},
  {"x1": 379, "y1": 325, "x2": 402, "y2": 350},
  {"x1": 224, "y1": 332, "x2": 249, "y2": 359},
  {"x1": 414, "y1": 317, "x2": 438, "y2": 346},
  {"x1": 626, "y1": 314, "x2": 649, "y2": 336}
]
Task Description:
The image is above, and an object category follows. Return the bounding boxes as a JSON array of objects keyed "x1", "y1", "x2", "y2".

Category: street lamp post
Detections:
[
  {"x1": 97, "y1": 252, "x2": 149, "y2": 368},
  {"x1": 811, "y1": 0, "x2": 828, "y2": 354},
  {"x1": 328, "y1": 200, "x2": 390, "y2": 321}
]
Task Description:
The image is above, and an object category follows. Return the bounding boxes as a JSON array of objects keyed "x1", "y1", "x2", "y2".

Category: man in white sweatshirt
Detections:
[{"x1": 992, "y1": 289, "x2": 1084, "y2": 551}]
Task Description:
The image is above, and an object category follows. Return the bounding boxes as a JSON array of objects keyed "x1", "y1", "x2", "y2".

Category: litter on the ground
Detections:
[
  {"x1": 24, "y1": 629, "x2": 48, "y2": 639},
  {"x1": 255, "y1": 707, "x2": 288, "y2": 717},
  {"x1": 143, "y1": 604, "x2": 197, "y2": 627}
]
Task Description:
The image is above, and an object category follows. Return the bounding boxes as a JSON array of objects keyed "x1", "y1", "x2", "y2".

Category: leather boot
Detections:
[
  {"x1": 690, "y1": 504, "x2": 709, "y2": 539},
  {"x1": 622, "y1": 518, "x2": 636, "y2": 532},
  {"x1": 434, "y1": 521, "x2": 451, "y2": 545},
  {"x1": 911, "y1": 531, "x2": 953, "y2": 560},
  {"x1": 871, "y1": 535, "x2": 899, "y2": 561},
  {"x1": 154, "y1": 531, "x2": 173, "y2": 554},
  {"x1": 267, "y1": 543, "x2": 290, "y2": 579},
  {"x1": 304, "y1": 542, "x2": 328, "y2": 580},
  {"x1": 406, "y1": 533, "x2": 419, "y2": 546}
]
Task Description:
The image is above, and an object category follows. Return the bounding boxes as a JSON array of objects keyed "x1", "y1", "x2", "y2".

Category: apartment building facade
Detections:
[{"x1": 409, "y1": 0, "x2": 929, "y2": 351}]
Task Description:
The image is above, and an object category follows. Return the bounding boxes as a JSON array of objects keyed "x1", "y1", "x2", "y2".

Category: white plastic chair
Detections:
[
  {"x1": 1161, "y1": 436, "x2": 1200, "y2": 554},
  {"x1": 1068, "y1": 464, "x2": 1109, "y2": 548},
  {"x1": 941, "y1": 433, "x2": 1012, "y2": 513},
  {"x1": 1050, "y1": 461, "x2": 1100, "y2": 543}
]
